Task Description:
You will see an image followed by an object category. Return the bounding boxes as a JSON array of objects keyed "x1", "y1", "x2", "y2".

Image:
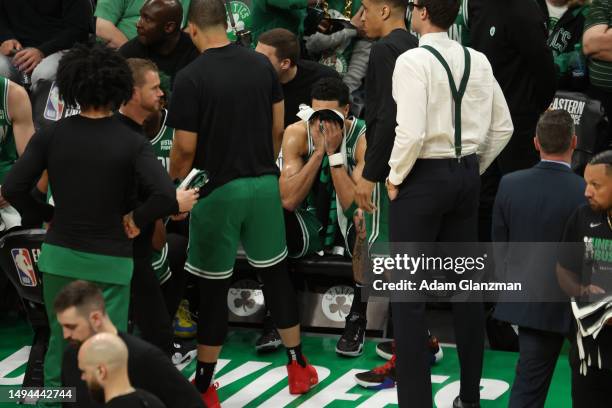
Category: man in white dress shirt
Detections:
[{"x1": 384, "y1": 1, "x2": 513, "y2": 407}]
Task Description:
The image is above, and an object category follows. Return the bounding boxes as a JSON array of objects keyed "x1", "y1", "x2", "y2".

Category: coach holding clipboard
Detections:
[{"x1": 384, "y1": 1, "x2": 513, "y2": 407}]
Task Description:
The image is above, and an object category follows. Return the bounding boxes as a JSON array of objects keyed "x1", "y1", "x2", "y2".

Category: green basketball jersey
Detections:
[
  {"x1": 149, "y1": 109, "x2": 173, "y2": 281},
  {"x1": 0, "y1": 76, "x2": 17, "y2": 184},
  {"x1": 150, "y1": 109, "x2": 175, "y2": 172},
  {"x1": 304, "y1": 117, "x2": 366, "y2": 231}
]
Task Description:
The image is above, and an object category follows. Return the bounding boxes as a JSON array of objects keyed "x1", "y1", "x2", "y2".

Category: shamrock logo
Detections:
[
  {"x1": 328, "y1": 295, "x2": 351, "y2": 319},
  {"x1": 322, "y1": 285, "x2": 354, "y2": 322},
  {"x1": 227, "y1": 280, "x2": 264, "y2": 317},
  {"x1": 234, "y1": 290, "x2": 255, "y2": 312}
]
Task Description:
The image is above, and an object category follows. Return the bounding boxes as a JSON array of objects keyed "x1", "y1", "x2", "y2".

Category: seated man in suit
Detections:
[{"x1": 492, "y1": 109, "x2": 586, "y2": 408}]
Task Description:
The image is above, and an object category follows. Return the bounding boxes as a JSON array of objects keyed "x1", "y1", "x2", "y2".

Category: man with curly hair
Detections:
[{"x1": 2, "y1": 43, "x2": 197, "y2": 402}]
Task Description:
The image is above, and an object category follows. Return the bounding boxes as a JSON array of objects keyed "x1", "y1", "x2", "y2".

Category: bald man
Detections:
[
  {"x1": 78, "y1": 333, "x2": 166, "y2": 407},
  {"x1": 56, "y1": 280, "x2": 204, "y2": 408},
  {"x1": 120, "y1": 0, "x2": 199, "y2": 97}
]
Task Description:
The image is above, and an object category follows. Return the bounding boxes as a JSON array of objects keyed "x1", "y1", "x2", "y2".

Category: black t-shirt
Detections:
[
  {"x1": 282, "y1": 59, "x2": 339, "y2": 128},
  {"x1": 2, "y1": 115, "x2": 178, "y2": 258},
  {"x1": 119, "y1": 32, "x2": 200, "y2": 96},
  {"x1": 106, "y1": 389, "x2": 166, "y2": 408},
  {"x1": 362, "y1": 29, "x2": 418, "y2": 183},
  {"x1": 167, "y1": 43, "x2": 283, "y2": 191},
  {"x1": 62, "y1": 332, "x2": 203, "y2": 408},
  {"x1": 559, "y1": 204, "x2": 612, "y2": 370},
  {"x1": 116, "y1": 112, "x2": 143, "y2": 134}
]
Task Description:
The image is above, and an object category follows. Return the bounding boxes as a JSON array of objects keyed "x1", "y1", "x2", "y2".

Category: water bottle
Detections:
[
  {"x1": 570, "y1": 43, "x2": 587, "y2": 91},
  {"x1": 20, "y1": 71, "x2": 31, "y2": 89}
]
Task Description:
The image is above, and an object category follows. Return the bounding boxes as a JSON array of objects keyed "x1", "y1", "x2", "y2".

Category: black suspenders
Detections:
[{"x1": 421, "y1": 45, "x2": 471, "y2": 159}]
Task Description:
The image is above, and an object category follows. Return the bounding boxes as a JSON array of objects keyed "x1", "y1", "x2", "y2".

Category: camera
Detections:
[{"x1": 234, "y1": 29, "x2": 252, "y2": 48}]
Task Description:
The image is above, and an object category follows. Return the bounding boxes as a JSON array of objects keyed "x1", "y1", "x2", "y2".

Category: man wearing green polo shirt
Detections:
[{"x1": 583, "y1": 0, "x2": 612, "y2": 141}]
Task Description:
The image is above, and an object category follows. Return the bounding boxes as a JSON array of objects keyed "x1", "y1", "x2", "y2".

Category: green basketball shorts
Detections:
[{"x1": 186, "y1": 175, "x2": 288, "y2": 280}]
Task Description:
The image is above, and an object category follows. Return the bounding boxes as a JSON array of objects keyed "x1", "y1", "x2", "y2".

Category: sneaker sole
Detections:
[
  {"x1": 354, "y1": 376, "x2": 396, "y2": 390},
  {"x1": 375, "y1": 344, "x2": 393, "y2": 361},
  {"x1": 432, "y1": 347, "x2": 443, "y2": 364},
  {"x1": 335, "y1": 342, "x2": 364, "y2": 357},
  {"x1": 255, "y1": 339, "x2": 282, "y2": 353},
  {"x1": 173, "y1": 349, "x2": 197, "y2": 366}
]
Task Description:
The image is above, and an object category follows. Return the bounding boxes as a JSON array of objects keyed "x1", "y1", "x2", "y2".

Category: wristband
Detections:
[{"x1": 328, "y1": 153, "x2": 344, "y2": 168}]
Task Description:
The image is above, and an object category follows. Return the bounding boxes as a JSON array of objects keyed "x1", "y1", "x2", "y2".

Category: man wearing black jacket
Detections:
[
  {"x1": 55, "y1": 280, "x2": 205, "y2": 408},
  {"x1": 467, "y1": 0, "x2": 557, "y2": 242},
  {"x1": 493, "y1": 110, "x2": 586, "y2": 408},
  {"x1": 0, "y1": 0, "x2": 92, "y2": 89},
  {"x1": 355, "y1": 0, "x2": 418, "y2": 211},
  {"x1": 468, "y1": 0, "x2": 557, "y2": 173}
]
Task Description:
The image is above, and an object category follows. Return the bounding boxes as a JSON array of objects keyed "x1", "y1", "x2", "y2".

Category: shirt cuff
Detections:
[{"x1": 387, "y1": 171, "x2": 404, "y2": 187}]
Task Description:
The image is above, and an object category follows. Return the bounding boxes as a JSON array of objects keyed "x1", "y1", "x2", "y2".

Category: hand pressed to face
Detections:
[
  {"x1": 322, "y1": 120, "x2": 343, "y2": 156},
  {"x1": 309, "y1": 117, "x2": 326, "y2": 153}
]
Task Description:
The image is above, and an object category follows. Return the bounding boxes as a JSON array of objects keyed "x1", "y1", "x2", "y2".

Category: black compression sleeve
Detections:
[{"x1": 2, "y1": 130, "x2": 54, "y2": 223}]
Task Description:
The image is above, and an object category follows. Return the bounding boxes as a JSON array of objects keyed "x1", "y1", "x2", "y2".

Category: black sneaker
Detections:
[
  {"x1": 354, "y1": 355, "x2": 396, "y2": 389},
  {"x1": 453, "y1": 396, "x2": 480, "y2": 408},
  {"x1": 336, "y1": 313, "x2": 367, "y2": 357},
  {"x1": 171, "y1": 339, "x2": 197, "y2": 366},
  {"x1": 375, "y1": 340, "x2": 394, "y2": 360},
  {"x1": 255, "y1": 314, "x2": 282, "y2": 353},
  {"x1": 375, "y1": 336, "x2": 443, "y2": 364}
]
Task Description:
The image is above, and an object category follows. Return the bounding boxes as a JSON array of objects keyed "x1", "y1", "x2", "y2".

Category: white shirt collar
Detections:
[
  {"x1": 418, "y1": 31, "x2": 450, "y2": 47},
  {"x1": 541, "y1": 159, "x2": 571, "y2": 169}
]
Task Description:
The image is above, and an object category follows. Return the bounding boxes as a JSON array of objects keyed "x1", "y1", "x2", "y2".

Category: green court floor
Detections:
[{"x1": 0, "y1": 316, "x2": 572, "y2": 407}]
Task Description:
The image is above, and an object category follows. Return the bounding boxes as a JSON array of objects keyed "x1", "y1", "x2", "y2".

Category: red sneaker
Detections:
[
  {"x1": 287, "y1": 357, "x2": 318, "y2": 395},
  {"x1": 192, "y1": 380, "x2": 221, "y2": 408}
]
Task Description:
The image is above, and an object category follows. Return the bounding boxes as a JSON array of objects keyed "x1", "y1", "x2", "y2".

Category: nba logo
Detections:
[
  {"x1": 11, "y1": 248, "x2": 37, "y2": 287},
  {"x1": 44, "y1": 82, "x2": 65, "y2": 121}
]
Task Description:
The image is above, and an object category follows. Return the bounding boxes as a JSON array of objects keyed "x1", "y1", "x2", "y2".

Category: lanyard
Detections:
[{"x1": 421, "y1": 45, "x2": 471, "y2": 159}]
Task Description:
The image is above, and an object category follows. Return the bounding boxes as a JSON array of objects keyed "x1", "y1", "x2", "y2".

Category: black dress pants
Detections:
[
  {"x1": 389, "y1": 156, "x2": 485, "y2": 408},
  {"x1": 131, "y1": 225, "x2": 174, "y2": 356},
  {"x1": 509, "y1": 327, "x2": 564, "y2": 408}
]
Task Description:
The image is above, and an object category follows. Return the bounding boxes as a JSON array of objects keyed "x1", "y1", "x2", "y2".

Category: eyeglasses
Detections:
[{"x1": 407, "y1": 1, "x2": 426, "y2": 12}]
